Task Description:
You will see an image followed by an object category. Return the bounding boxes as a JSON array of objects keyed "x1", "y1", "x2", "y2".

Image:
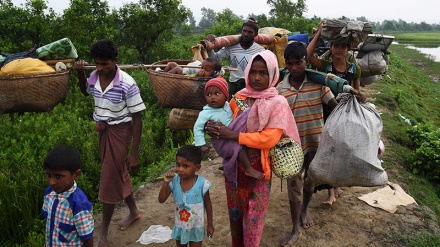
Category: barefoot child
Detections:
[
  {"x1": 158, "y1": 145, "x2": 214, "y2": 247},
  {"x1": 163, "y1": 57, "x2": 224, "y2": 77},
  {"x1": 277, "y1": 42, "x2": 338, "y2": 246},
  {"x1": 193, "y1": 76, "x2": 265, "y2": 179},
  {"x1": 42, "y1": 145, "x2": 94, "y2": 247}
]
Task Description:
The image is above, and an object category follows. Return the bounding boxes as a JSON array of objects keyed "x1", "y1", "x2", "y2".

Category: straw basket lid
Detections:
[
  {"x1": 0, "y1": 70, "x2": 71, "y2": 114},
  {"x1": 145, "y1": 59, "x2": 210, "y2": 110}
]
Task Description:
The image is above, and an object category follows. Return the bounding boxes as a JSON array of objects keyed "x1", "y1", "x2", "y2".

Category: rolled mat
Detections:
[
  {"x1": 36, "y1": 38, "x2": 78, "y2": 60},
  {"x1": 305, "y1": 69, "x2": 348, "y2": 94},
  {"x1": 201, "y1": 34, "x2": 275, "y2": 50}
]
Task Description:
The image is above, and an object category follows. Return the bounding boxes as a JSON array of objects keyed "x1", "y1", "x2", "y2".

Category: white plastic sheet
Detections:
[{"x1": 136, "y1": 225, "x2": 172, "y2": 245}]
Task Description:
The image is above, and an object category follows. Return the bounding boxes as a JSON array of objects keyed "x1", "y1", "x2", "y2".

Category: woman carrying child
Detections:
[
  {"x1": 205, "y1": 50, "x2": 300, "y2": 247},
  {"x1": 193, "y1": 76, "x2": 265, "y2": 179}
]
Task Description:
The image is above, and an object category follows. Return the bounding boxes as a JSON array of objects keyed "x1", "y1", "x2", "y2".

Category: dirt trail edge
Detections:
[{"x1": 94, "y1": 84, "x2": 439, "y2": 247}]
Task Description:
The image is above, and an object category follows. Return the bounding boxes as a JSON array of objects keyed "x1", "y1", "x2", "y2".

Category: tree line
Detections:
[{"x1": 2, "y1": 0, "x2": 438, "y2": 65}]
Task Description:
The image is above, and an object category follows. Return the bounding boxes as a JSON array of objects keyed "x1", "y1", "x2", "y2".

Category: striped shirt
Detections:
[
  {"x1": 277, "y1": 73, "x2": 335, "y2": 154},
  {"x1": 42, "y1": 182, "x2": 94, "y2": 247},
  {"x1": 86, "y1": 65, "x2": 146, "y2": 125},
  {"x1": 209, "y1": 42, "x2": 265, "y2": 82}
]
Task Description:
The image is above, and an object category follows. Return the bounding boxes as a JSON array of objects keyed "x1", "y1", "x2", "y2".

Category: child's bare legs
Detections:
[
  {"x1": 238, "y1": 147, "x2": 265, "y2": 179},
  {"x1": 335, "y1": 187, "x2": 344, "y2": 196},
  {"x1": 168, "y1": 66, "x2": 183, "y2": 74},
  {"x1": 163, "y1": 62, "x2": 178, "y2": 72},
  {"x1": 280, "y1": 201, "x2": 302, "y2": 246},
  {"x1": 322, "y1": 187, "x2": 343, "y2": 205},
  {"x1": 322, "y1": 188, "x2": 336, "y2": 205},
  {"x1": 300, "y1": 152, "x2": 315, "y2": 229}
]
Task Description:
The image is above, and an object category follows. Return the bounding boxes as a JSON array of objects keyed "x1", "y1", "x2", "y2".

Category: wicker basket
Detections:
[
  {"x1": 145, "y1": 59, "x2": 209, "y2": 110},
  {"x1": 0, "y1": 70, "x2": 71, "y2": 114}
]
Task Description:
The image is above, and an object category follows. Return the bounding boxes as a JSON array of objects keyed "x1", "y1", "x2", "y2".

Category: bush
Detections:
[
  {"x1": 407, "y1": 124, "x2": 440, "y2": 181},
  {"x1": 0, "y1": 69, "x2": 191, "y2": 245}
]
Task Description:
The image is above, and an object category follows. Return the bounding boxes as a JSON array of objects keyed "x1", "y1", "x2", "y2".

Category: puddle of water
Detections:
[
  {"x1": 405, "y1": 45, "x2": 440, "y2": 62},
  {"x1": 394, "y1": 41, "x2": 440, "y2": 62}
]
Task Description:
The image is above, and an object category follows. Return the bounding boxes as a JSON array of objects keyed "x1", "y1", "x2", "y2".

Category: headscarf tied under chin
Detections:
[{"x1": 238, "y1": 50, "x2": 300, "y2": 144}]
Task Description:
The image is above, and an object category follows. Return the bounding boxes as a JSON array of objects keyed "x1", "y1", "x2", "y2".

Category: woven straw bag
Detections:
[{"x1": 269, "y1": 137, "x2": 304, "y2": 179}]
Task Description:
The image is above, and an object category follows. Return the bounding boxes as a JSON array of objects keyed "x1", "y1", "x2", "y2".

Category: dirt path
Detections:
[{"x1": 94, "y1": 84, "x2": 439, "y2": 247}]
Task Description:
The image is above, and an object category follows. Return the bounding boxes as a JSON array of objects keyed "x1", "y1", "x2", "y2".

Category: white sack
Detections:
[
  {"x1": 357, "y1": 50, "x2": 388, "y2": 76},
  {"x1": 308, "y1": 93, "x2": 388, "y2": 187}
]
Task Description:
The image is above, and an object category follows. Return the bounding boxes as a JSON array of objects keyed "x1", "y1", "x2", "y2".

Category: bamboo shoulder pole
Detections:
[{"x1": 80, "y1": 64, "x2": 238, "y2": 71}]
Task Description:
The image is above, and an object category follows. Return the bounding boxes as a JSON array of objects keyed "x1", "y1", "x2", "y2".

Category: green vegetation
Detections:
[
  {"x1": 393, "y1": 33, "x2": 440, "y2": 47},
  {"x1": 368, "y1": 42, "x2": 440, "y2": 244}
]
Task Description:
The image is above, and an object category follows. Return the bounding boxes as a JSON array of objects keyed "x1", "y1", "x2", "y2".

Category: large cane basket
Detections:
[
  {"x1": 145, "y1": 60, "x2": 209, "y2": 110},
  {"x1": 0, "y1": 70, "x2": 71, "y2": 114}
]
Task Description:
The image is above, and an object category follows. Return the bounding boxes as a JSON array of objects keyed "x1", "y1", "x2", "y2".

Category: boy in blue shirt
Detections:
[{"x1": 42, "y1": 144, "x2": 94, "y2": 247}]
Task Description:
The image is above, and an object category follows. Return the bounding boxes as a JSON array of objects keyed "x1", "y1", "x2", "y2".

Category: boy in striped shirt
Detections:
[
  {"x1": 75, "y1": 39, "x2": 146, "y2": 247},
  {"x1": 277, "y1": 42, "x2": 337, "y2": 246}
]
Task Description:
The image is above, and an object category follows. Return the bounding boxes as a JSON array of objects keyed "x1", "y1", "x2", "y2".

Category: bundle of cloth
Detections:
[
  {"x1": 36, "y1": 37, "x2": 78, "y2": 60},
  {"x1": 0, "y1": 58, "x2": 54, "y2": 76},
  {"x1": 321, "y1": 20, "x2": 373, "y2": 45},
  {"x1": 258, "y1": 27, "x2": 291, "y2": 36},
  {"x1": 200, "y1": 34, "x2": 274, "y2": 50}
]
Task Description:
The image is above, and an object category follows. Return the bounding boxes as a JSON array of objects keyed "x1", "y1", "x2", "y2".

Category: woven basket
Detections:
[
  {"x1": 0, "y1": 70, "x2": 71, "y2": 114},
  {"x1": 145, "y1": 59, "x2": 209, "y2": 110}
]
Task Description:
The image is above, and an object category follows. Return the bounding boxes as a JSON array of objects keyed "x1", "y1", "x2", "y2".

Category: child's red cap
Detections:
[{"x1": 204, "y1": 76, "x2": 229, "y2": 98}]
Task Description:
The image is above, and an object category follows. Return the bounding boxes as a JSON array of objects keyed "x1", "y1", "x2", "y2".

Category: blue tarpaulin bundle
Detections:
[{"x1": 288, "y1": 33, "x2": 309, "y2": 44}]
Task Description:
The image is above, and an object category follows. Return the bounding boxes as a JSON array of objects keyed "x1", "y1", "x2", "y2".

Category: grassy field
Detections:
[
  {"x1": 373, "y1": 41, "x2": 440, "y2": 245},
  {"x1": 392, "y1": 32, "x2": 440, "y2": 47}
]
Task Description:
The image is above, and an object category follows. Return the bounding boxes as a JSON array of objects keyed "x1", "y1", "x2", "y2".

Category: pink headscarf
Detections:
[{"x1": 237, "y1": 50, "x2": 300, "y2": 144}]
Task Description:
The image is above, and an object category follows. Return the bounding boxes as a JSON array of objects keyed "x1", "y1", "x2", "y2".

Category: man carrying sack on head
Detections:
[{"x1": 204, "y1": 18, "x2": 265, "y2": 100}]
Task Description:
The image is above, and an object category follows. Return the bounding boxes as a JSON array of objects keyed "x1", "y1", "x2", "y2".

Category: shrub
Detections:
[{"x1": 407, "y1": 124, "x2": 440, "y2": 181}]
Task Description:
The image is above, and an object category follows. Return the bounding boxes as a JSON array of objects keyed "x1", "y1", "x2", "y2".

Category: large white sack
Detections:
[
  {"x1": 308, "y1": 93, "x2": 388, "y2": 187},
  {"x1": 357, "y1": 50, "x2": 388, "y2": 76}
]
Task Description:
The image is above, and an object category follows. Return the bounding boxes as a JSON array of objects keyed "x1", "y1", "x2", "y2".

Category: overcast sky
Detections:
[{"x1": 10, "y1": 0, "x2": 439, "y2": 24}]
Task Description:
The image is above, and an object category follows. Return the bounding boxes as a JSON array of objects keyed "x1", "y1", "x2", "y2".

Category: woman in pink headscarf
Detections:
[{"x1": 205, "y1": 50, "x2": 300, "y2": 247}]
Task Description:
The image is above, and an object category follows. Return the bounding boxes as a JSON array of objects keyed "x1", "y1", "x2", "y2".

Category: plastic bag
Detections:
[
  {"x1": 357, "y1": 50, "x2": 388, "y2": 76},
  {"x1": 136, "y1": 225, "x2": 172, "y2": 245},
  {"x1": 0, "y1": 48, "x2": 37, "y2": 68},
  {"x1": 308, "y1": 93, "x2": 388, "y2": 187}
]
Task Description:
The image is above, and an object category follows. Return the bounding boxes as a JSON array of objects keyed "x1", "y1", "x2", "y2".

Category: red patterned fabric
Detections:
[
  {"x1": 225, "y1": 148, "x2": 270, "y2": 247},
  {"x1": 201, "y1": 34, "x2": 275, "y2": 50}
]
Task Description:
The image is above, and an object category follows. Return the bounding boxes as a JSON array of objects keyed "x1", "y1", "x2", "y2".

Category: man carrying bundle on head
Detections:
[{"x1": 204, "y1": 18, "x2": 265, "y2": 100}]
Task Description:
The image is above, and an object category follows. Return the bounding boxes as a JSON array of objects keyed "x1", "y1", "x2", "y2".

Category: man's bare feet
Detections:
[
  {"x1": 118, "y1": 212, "x2": 140, "y2": 231},
  {"x1": 244, "y1": 167, "x2": 265, "y2": 179},
  {"x1": 279, "y1": 231, "x2": 302, "y2": 246},
  {"x1": 300, "y1": 211, "x2": 315, "y2": 229},
  {"x1": 97, "y1": 237, "x2": 109, "y2": 247}
]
